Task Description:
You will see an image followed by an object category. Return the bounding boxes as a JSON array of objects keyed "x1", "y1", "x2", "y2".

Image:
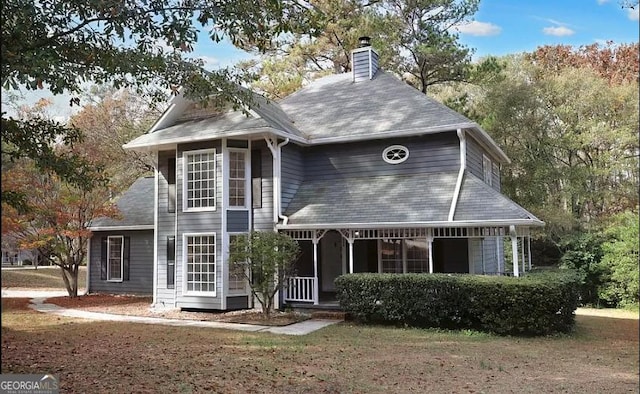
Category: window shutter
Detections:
[
  {"x1": 123, "y1": 236, "x2": 130, "y2": 281},
  {"x1": 168, "y1": 157, "x2": 176, "y2": 213},
  {"x1": 167, "y1": 236, "x2": 175, "y2": 288},
  {"x1": 101, "y1": 237, "x2": 107, "y2": 280}
]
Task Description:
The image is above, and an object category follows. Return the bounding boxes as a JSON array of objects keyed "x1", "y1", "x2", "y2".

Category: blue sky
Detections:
[
  {"x1": 193, "y1": 0, "x2": 639, "y2": 68},
  {"x1": 6, "y1": 0, "x2": 638, "y2": 118}
]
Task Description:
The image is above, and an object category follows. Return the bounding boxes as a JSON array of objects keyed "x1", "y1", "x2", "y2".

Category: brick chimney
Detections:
[{"x1": 351, "y1": 36, "x2": 379, "y2": 82}]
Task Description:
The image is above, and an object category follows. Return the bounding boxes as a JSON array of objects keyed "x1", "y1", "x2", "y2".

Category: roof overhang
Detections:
[
  {"x1": 276, "y1": 219, "x2": 545, "y2": 231},
  {"x1": 122, "y1": 126, "x2": 307, "y2": 152},
  {"x1": 89, "y1": 225, "x2": 155, "y2": 232}
]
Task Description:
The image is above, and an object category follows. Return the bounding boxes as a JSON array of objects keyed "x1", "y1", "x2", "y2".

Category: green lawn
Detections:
[
  {"x1": 2, "y1": 298, "x2": 638, "y2": 393},
  {"x1": 1, "y1": 266, "x2": 87, "y2": 290}
]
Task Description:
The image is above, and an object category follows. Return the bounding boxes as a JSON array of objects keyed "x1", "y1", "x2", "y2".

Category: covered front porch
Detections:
[{"x1": 281, "y1": 225, "x2": 533, "y2": 305}]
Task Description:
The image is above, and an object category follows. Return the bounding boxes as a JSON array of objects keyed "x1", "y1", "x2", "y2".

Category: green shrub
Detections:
[{"x1": 335, "y1": 270, "x2": 580, "y2": 336}]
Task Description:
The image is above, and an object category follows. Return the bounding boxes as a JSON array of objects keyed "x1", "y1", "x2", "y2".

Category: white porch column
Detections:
[
  {"x1": 527, "y1": 236, "x2": 532, "y2": 270},
  {"x1": 521, "y1": 236, "x2": 526, "y2": 274},
  {"x1": 312, "y1": 236, "x2": 319, "y2": 306},
  {"x1": 510, "y1": 225, "x2": 519, "y2": 277},
  {"x1": 348, "y1": 238, "x2": 354, "y2": 274},
  {"x1": 427, "y1": 235, "x2": 434, "y2": 274}
]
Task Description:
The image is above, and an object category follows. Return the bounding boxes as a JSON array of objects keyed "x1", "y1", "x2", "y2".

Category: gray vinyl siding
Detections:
[
  {"x1": 466, "y1": 135, "x2": 501, "y2": 192},
  {"x1": 281, "y1": 143, "x2": 304, "y2": 212},
  {"x1": 353, "y1": 49, "x2": 378, "y2": 82},
  {"x1": 227, "y1": 210, "x2": 249, "y2": 232},
  {"x1": 175, "y1": 141, "x2": 223, "y2": 310},
  {"x1": 156, "y1": 150, "x2": 177, "y2": 307},
  {"x1": 302, "y1": 133, "x2": 459, "y2": 181},
  {"x1": 466, "y1": 135, "x2": 483, "y2": 179},
  {"x1": 252, "y1": 142, "x2": 274, "y2": 231},
  {"x1": 89, "y1": 230, "x2": 153, "y2": 295}
]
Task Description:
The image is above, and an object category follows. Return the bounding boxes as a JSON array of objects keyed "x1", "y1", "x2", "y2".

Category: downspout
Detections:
[
  {"x1": 265, "y1": 136, "x2": 290, "y2": 227},
  {"x1": 276, "y1": 138, "x2": 290, "y2": 226},
  {"x1": 448, "y1": 128, "x2": 466, "y2": 221}
]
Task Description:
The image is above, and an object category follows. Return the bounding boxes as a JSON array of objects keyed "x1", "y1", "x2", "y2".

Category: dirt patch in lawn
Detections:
[{"x1": 45, "y1": 293, "x2": 309, "y2": 326}]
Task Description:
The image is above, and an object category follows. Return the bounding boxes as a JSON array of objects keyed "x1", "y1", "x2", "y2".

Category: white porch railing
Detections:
[{"x1": 284, "y1": 276, "x2": 316, "y2": 303}]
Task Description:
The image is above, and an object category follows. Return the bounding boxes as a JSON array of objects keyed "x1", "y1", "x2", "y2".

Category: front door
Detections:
[{"x1": 321, "y1": 231, "x2": 343, "y2": 292}]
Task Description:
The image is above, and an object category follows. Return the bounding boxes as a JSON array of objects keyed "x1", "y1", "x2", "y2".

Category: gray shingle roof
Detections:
[
  {"x1": 283, "y1": 171, "x2": 542, "y2": 228},
  {"x1": 455, "y1": 174, "x2": 542, "y2": 223},
  {"x1": 284, "y1": 172, "x2": 457, "y2": 226},
  {"x1": 125, "y1": 70, "x2": 500, "y2": 157},
  {"x1": 90, "y1": 177, "x2": 155, "y2": 230},
  {"x1": 280, "y1": 71, "x2": 474, "y2": 140}
]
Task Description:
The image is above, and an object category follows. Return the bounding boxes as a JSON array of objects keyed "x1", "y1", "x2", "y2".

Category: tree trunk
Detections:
[{"x1": 60, "y1": 266, "x2": 78, "y2": 297}]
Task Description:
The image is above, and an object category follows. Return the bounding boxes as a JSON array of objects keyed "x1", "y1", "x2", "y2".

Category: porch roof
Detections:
[{"x1": 281, "y1": 172, "x2": 543, "y2": 229}]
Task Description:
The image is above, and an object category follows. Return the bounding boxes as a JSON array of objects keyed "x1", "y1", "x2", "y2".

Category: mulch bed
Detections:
[{"x1": 44, "y1": 294, "x2": 309, "y2": 326}]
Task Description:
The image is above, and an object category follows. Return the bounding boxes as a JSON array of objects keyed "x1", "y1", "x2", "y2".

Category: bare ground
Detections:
[{"x1": 2, "y1": 297, "x2": 638, "y2": 394}]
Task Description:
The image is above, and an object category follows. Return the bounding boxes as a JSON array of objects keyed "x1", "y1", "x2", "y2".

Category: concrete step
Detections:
[{"x1": 310, "y1": 310, "x2": 347, "y2": 321}]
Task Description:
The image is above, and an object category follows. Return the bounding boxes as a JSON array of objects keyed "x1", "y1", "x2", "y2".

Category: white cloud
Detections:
[
  {"x1": 198, "y1": 55, "x2": 220, "y2": 70},
  {"x1": 543, "y1": 26, "x2": 575, "y2": 36},
  {"x1": 596, "y1": 0, "x2": 611, "y2": 4},
  {"x1": 627, "y1": 7, "x2": 639, "y2": 21},
  {"x1": 455, "y1": 21, "x2": 502, "y2": 36}
]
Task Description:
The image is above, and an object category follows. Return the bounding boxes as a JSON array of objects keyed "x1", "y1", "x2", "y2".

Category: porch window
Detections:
[
  {"x1": 184, "y1": 149, "x2": 216, "y2": 211},
  {"x1": 380, "y1": 239, "x2": 403, "y2": 273},
  {"x1": 184, "y1": 234, "x2": 216, "y2": 294},
  {"x1": 107, "y1": 236, "x2": 124, "y2": 281},
  {"x1": 228, "y1": 150, "x2": 247, "y2": 208},
  {"x1": 406, "y1": 238, "x2": 429, "y2": 273}
]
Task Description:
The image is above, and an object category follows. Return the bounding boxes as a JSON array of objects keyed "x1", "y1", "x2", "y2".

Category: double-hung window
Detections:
[
  {"x1": 482, "y1": 154, "x2": 493, "y2": 186},
  {"x1": 184, "y1": 149, "x2": 216, "y2": 211},
  {"x1": 184, "y1": 234, "x2": 216, "y2": 294},
  {"x1": 107, "y1": 236, "x2": 124, "y2": 281},
  {"x1": 228, "y1": 150, "x2": 247, "y2": 208}
]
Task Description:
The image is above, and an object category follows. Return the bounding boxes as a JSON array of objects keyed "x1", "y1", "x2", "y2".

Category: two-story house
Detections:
[{"x1": 88, "y1": 39, "x2": 543, "y2": 310}]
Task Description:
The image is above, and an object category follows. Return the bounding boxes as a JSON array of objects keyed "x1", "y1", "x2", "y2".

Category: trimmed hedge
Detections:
[{"x1": 335, "y1": 270, "x2": 581, "y2": 336}]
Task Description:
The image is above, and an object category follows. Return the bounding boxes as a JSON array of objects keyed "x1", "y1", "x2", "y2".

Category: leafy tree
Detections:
[
  {"x1": 242, "y1": 0, "x2": 479, "y2": 97},
  {"x1": 2, "y1": 162, "x2": 118, "y2": 297},
  {"x1": 69, "y1": 88, "x2": 158, "y2": 193},
  {"x1": 559, "y1": 232, "x2": 607, "y2": 306},
  {"x1": 1, "y1": 0, "x2": 315, "y2": 207},
  {"x1": 228, "y1": 231, "x2": 300, "y2": 318},
  {"x1": 598, "y1": 211, "x2": 639, "y2": 308}
]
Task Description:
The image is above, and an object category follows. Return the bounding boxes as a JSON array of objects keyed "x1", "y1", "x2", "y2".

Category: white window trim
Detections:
[
  {"x1": 227, "y1": 233, "x2": 250, "y2": 295},
  {"x1": 182, "y1": 148, "x2": 217, "y2": 212},
  {"x1": 226, "y1": 148, "x2": 250, "y2": 210},
  {"x1": 482, "y1": 154, "x2": 493, "y2": 186},
  {"x1": 106, "y1": 235, "x2": 124, "y2": 282},
  {"x1": 182, "y1": 232, "x2": 217, "y2": 297},
  {"x1": 382, "y1": 145, "x2": 409, "y2": 164}
]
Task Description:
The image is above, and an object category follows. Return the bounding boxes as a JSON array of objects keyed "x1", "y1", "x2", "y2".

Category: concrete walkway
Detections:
[{"x1": 2, "y1": 289, "x2": 339, "y2": 336}]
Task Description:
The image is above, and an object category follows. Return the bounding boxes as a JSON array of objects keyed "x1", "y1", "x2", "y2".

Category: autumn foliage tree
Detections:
[{"x1": 2, "y1": 162, "x2": 118, "y2": 297}]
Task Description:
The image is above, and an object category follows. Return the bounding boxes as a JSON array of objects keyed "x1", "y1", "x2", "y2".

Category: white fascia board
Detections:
[
  {"x1": 88, "y1": 225, "x2": 155, "y2": 231},
  {"x1": 277, "y1": 219, "x2": 545, "y2": 230},
  {"x1": 122, "y1": 127, "x2": 307, "y2": 151},
  {"x1": 469, "y1": 125, "x2": 511, "y2": 164}
]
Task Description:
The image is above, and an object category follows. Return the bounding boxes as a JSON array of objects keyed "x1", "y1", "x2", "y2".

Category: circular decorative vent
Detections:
[{"x1": 382, "y1": 145, "x2": 409, "y2": 164}]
